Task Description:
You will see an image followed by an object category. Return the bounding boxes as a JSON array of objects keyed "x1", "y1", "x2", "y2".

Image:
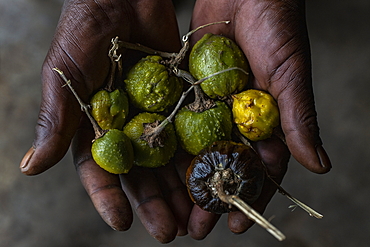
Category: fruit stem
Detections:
[
  {"x1": 187, "y1": 84, "x2": 215, "y2": 113},
  {"x1": 140, "y1": 85, "x2": 195, "y2": 146},
  {"x1": 181, "y1": 21, "x2": 230, "y2": 43},
  {"x1": 118, "y1": 40, "x2": 177, "y2": 59},
  {"x1": 267, "y1": 175, "x2": 324, "y2": 219},
  {"x1": 117, "y1": 21, "x2": 231, "y2": 71},
  {"x1": 167, "y1": 85, "x2": 195, "y2": 123},
  {"x1": 52, "y1": 68, "x2": 107, "y2": 140},
  {"x1": 173, "y1": 68, "x2": 197, "y2": 84},
  {"x1": 170, "y1": 21, "x2": 231, "y2": 69},
  {"x1": 235, "y1": 129, "x2": 324, "y2": 219},
  {"x1": 215, "y1": 180, "x2": 286, "y2": 241},
  {"x1": 106, "y1": 36, "x2": 122, "y2": 92},
  {"x1": 184, "y1": 67, "x2": 249, "y2": 113},
  {"x1": 193, "y1": 67, "x2": 249, "y2": 86}
]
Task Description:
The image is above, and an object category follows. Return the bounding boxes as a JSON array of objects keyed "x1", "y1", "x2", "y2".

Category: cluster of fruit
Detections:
[
  {"x1": 54, "y1": 22, "x2": 323, "y2": 241},
  {"x1": 107, "y1": 26, "x2": 277, "y2": 175},
  {"x1": 55, "y1": 21, "x2": 280, "y2": 175}
]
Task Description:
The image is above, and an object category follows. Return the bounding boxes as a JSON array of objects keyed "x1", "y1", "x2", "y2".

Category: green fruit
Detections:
[
  {"x1": 189, "y1": 33, "x2": 249, "y2": 99},
  {"x1": 174, "y1": 101, "x2": 233, "y2": 155},
  {"x1": 91, "y1": 129, "x2": 134, "y2": 174},
  {"x1": 90, "y1": 89, "x2": 129, "y2": 130},
  {"x1": 123, "y1": 112, "x2": 177, "y2": 168},
  {"x1": 124, "y1": 55, "x2": 183, "y2": 112},
  {"x1": 232, "y1": 89, "x2": 279, "y2": 141}
]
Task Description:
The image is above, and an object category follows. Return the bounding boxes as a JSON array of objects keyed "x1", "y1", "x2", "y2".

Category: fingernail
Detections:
[
  {"x1": 316, "y1": 145, "x2": 332, "y2": 172},
  {"x1": 20, "y1": 147, "x2": 35, "y2": 171}
]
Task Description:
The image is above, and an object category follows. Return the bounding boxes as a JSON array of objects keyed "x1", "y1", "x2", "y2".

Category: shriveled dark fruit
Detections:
[
  {"x1": 174, "y1": 100, "x2": 232, "y2": 156},
  {"x1": 91, "y1": 129, "x2": 134, "y2": 174},
  {"x1": 189, "y1": 33, "x2": 249, "y2": 99},
  {"x1": 186, "y1": 140, "x2": 265, "y2": 214},
  {"x1": 90, "y1": 89, "x2": 129, "y2": 130},
  {"x1": 124, "y1": 55, "x2": 183, "y2": 112},
  {"x1": 123, "y1": 112, "x2": 177, "y2": 168},
  {"x1": 232, "y1": 89, "x2": 279, "y2": 141}
]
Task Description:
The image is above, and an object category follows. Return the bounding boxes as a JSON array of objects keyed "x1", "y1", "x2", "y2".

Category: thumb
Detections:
[
  {"x1": 20, "y1": 60, "x2": 83, "y2": 175},
  {"x1": 230, "y1": 0, "x2": 332, "y2": 174},
  {"x1": 277, "y1": 79, "x2": 331, "y2": 174}
]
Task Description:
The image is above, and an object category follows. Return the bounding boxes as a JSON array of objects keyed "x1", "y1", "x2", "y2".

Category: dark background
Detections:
[{"x1": 1, "y1": 0, "x2": 369, "y2": 246}]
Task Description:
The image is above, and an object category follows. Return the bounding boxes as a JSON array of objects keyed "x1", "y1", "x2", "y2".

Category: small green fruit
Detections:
[
  {"x1": 90, "y1": 89, "x2": 129, "y2": 130},
  {"x1": 232, "y1": 89, "x2": 279, "y2": 141},
  {"x1": 91, "y1": 129, "x2": 134, "y2": 174},
  {"x1": 174, "y1": 101, "x2": 233, "y2": 155},
  {"x1": 124, "y1": 55, "x2": 183, "y2": 112},
  {"x1": 123, "y1": 112, "x2": 177, "y2": 168},
  {"x1": 189, "y1": 33, "x2": 249, "y2": 99}
]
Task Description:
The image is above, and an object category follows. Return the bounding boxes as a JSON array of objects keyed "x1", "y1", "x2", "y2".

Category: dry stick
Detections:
[
  {"x1": 235, "y1": 130, "x2": 324, "y2": 219},
  {"x1": 106, "y1": 36, "x2": 122, "y2": 92},
  {"x1": 193, "y1": 67, "x2": 248, "y2": 86},
  {"x1": 118, "y1": 41, "x2": 177, "y2": 59},
  {"x1": 118, "y1": 21, "x2": 231, "y2": 69},
  {"x1": 181, "y1": 20, "x2": 230, "y2": 43},
  {"x1": 52, "y1": 68, "x2": 107, "y2": 140},
  {"x1": 171, "y1": 20, "x2": 231, "y2": 67},
  {"x1": 142, "y1": 85, "x2": 195, "y2": 138},
  {"x1": 216, "y1": 183, "x2": 286, "y2": 241}
]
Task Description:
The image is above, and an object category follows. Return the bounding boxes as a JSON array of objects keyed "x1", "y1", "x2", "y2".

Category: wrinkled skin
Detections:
[{"x1": 20, "y1": 0, "x2": 331, "y2": 243}]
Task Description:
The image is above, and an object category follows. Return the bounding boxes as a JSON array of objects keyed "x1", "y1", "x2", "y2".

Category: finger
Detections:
[
  {"x1": 188, "y1": 205, "x2": 221, "y2": 240},
  {"x1": 120, "y1": 166, "x2": 178, "y2": 243},
  {"x1": 174, "y1": 149, "x2": 220, "y2": 239},
  {"x1": 153, "y1": 163, "x2": 193, "y2": 236},
  {"x1": 173, "y1": 147, "x2": 194, "y2": 185},
  {"x1": 228, "y1": 135, "x2": 289, "y2": 233},
  {"x1": 72, "y1": 117, "x2": 133, "y2": 231}
]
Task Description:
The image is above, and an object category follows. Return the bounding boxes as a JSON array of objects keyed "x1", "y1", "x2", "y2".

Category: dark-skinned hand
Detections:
[
  {"x1": 185, "y1": 0, "x2": 331, "y2": 239},
  {"x1": 20, "y1": 0, "x2": 193, "y2": 243},
  {"x1": 20, "y1": 0, "x2": 331, "y2": 243}
]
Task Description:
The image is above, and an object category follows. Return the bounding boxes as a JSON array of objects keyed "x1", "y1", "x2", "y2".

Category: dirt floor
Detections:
[{"x1": 1, "y1": 0, "x2": 370, "y2": 246}]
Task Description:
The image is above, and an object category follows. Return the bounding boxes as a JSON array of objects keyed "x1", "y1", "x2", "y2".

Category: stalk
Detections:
[
  {"x1": 52, "y1": 68, "x2": 107, "y2": 140},
  {"x1": 236, "y1": 129, "x2": 324, "y2": 219},
  {"x1": 216, "y1": 180, "x2": 286, "y2": 241}
]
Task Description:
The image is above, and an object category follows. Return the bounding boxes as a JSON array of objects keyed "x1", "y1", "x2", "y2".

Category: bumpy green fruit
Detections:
[
  {"x1": 124, "y1": 55, "x2": 183, "y2": 112},
  {"x1": 123, "y1": 112, "x2": 177, "y2": 168},
  {"x1": 232, "y1": 89, "x2": 279, "y2": 141},
  {"x1": 91, "y1": 129, "x2": 134, "y2": 174},
  {"x1": 189, "y1": 33, "x2": 249, "y2": 99},
  {"x1": 174, "y1": 101, "x2": 233, "y2": 155},
  {"x1": 90, "y1": 89, "x2": 129, "y2": 130}
]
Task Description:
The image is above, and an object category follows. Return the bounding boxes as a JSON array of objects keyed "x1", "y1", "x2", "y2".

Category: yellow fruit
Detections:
[{"x1": 232, "y1": 89, "x2": 279, "y2": 141}]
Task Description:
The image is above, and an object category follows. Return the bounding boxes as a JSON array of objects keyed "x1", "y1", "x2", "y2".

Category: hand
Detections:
[
  {"x1": 19, "y1": 0, "x2": 193, "y2": 243},
  {"x1": 187, "y1": 0, "x2": 332, "y2": 239}
]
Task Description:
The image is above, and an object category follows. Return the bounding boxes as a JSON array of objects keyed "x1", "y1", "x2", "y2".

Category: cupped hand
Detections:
[
  {"x1": 187, "y1": 0, "x2": 332, "y2": 239},
  {"x1": 20, "y1": 0, "x2": 193, "y2": 243}
]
